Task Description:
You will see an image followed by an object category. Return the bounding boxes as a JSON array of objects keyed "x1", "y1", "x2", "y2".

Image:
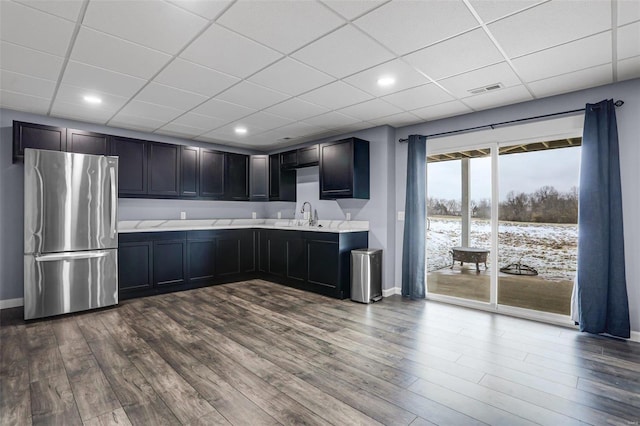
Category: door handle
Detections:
[
  {"x1": 110, "y1": 166, "x2": 117, "y2": 238},
  {"x1": 35, "y1": 251, "x2": 110, "y2": 262}
]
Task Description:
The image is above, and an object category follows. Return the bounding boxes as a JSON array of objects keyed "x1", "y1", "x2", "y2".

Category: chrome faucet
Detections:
[{"x1": 300, "y1": 201, "x2": 315, "y2": 226}]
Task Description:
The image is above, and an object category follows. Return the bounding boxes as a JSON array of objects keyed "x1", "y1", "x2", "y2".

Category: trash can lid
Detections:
[{"x1": 352, "y1": 248, "x2": 382, "y2": 254}]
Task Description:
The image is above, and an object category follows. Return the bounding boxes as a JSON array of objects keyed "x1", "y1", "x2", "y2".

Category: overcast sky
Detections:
[{"x1": 427, "y1": 147, "x2": 581, "y2": 201}]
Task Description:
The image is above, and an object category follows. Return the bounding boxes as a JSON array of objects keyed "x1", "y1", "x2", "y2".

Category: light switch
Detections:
[{"x1": 397, "y1": 211, "x2": 405, "y2": 221}]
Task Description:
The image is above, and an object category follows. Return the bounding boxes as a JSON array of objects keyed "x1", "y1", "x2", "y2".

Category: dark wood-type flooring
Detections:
[{"x1": 1, "y1": 279, "x2": 639, "y2": 425}]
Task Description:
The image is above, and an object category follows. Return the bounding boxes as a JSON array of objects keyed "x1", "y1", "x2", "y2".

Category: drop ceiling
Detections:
[{"x1": 0, "y1": 0, "x2": 638, "y2": 150}]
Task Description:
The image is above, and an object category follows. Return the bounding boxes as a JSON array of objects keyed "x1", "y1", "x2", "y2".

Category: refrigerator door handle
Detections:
[
  {"x1": 35, "y1": 251, "x2": 109, "y2": 262},
  {"x1": 110, "y1": 166, "x2": 117, "y2": 238}
]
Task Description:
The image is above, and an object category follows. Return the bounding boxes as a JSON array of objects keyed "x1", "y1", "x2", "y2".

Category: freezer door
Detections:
[
  {"x1": 24, "y1": 249, "x2": 118, "y2": 320},
  {"x1": 24, "y1": 149, "x2": 118, "y2": 254}
]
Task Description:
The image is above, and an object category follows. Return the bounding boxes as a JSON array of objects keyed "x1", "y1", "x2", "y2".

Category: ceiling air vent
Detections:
[{"x1": 468, "y1": 83, "x2": 503, "y2": 95}]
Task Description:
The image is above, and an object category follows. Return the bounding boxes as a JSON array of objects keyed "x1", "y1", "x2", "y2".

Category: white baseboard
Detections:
[
  {"x1": 0, "y1": 298, "x2": 23, "y2": 310},
  {"x1": 630, "y1": 331, "x2": 640, "y2": 343},
  {"x1": 382, "y1": 287, "x2": 401, "y2": 297}
]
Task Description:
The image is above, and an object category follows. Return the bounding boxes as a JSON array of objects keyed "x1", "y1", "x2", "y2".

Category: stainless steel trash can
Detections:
[{"x1": 351, "y1": 248, "x2": 382, "y2": 303}]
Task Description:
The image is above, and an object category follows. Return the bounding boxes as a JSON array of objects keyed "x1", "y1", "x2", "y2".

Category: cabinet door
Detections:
[
  {"x1": 306, "y1": 239, "x2": 339, "y2": 289},
  {"x1": 200, "y1": 149, "x2": 225, "y2": 199},
  {"x1": 153, "y1": 239, "x2": 187, "y2": 287},
  {"x1": 267, "y1": 233, "x2": 286, "y2": 277},
  {"x1": 297, "y1": 145, "x2": 318, "y2": 167},
  {"x1": 269, "y1": 154, "x2": 280, "y2": 199},
  {"x1": 118, "y1": 241, "x2": 153, "y2": 292},
  {"x1": 286, "y1": 236, "x2": 306, "y2": 282},
  {"x1": 250, "y1": 155, "x2": 268, "y2": 201},
  {"x1": 240, "y1": 230, "x2": 256, "y2": 273},
  {"x1": 187, "y1": 239, "x2": 216, "y2": 286},
  {"x1": 148, "y1": 142, "x2": 180, "y2": 197},
  {"x1": 215, "y1": 233, "x2": 241, "y2": 277},
  {"x1": 280, "y1": 150, "x2": 297, "y2": 169},
  {"x1": 269, "y1": 154, "x2": 296, "y2": 201},
  {"x1": 319, "y1": 140, "x2": 353, "y2": 199},
  {"x1": 181, "y1": 146, "x2": 199, "y2": 197},
  {"x1": 66, "y1": 129, "x2": 109, "y2": 155},
  {"x1": 13, "y1": 121, "x2": 66, "y2": 161},
  {"x1": 225, "y1": 153, "x2": 249, "y2": 200},
  {"x1": 110, "y1": 136, "x2": 148, "y2": 196}
]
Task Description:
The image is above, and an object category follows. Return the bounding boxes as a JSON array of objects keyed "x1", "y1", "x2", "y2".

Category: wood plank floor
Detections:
[{"x1": 1, "y1": 279, "x2": 639, "y2": 425}]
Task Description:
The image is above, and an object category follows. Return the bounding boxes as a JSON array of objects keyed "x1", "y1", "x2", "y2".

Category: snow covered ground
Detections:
[{"x1": 426, "y1": 216, "x2": 577, "y2": 282}]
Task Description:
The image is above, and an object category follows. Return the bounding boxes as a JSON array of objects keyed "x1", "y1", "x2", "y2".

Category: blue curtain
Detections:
[
  {"x1": 576, "y1": 99, "x2": 630, "y2": 338},
  {"x1": 402, "y1": 135, "x2": 427, "y2": 299}
]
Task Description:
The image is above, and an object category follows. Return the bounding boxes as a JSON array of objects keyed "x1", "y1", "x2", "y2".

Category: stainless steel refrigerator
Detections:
[{"x1": 24, "y1": 149, "x2": 119, "y2": 320}]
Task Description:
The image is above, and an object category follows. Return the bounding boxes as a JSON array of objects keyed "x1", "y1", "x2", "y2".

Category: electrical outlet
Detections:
[
  {"x1": 397, "y1": 211, "x2": 405, "y2": 221},
  {"x1": 346, "y1": 212, "x2": 351, "y2": 221},
  {"x1": 252, "y1": 212, "x2": 257, "y2": 219},
  {"x1": 277, "y1": 211, "x2": 282, "y2": 219},
  {"x1": 180, "y1": 211, "x2": 186, "y2": 220}
]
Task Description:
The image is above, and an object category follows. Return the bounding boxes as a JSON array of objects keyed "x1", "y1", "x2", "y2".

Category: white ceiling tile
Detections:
[
  {"x1": 354, "y1": 0, "x2": 478, "y2": 55},
  {"x1": 411, "y1": 100, "x2": 472, "y2": 121},
  {"x1": 269, "y1": 121, "x2": 328, "y2": 139},
  {"x1": 217, "y1": 81, "x2": 289, "y2": 110},
  {"x1": 62, "y1": 61, "x2": 147, "y2": 98},
  {"x1": 0, "y1": 42, "x2": 64, "y2": 80},
  {"x1": 403, "y1": 29, "x2": 504, "y2": 80},
  {"x1": 617, "y1": 55, "x2": 640, "y2": 81},
  {"x1": 135, "y1": 83, "x2": 208, "y2": 111},
  {"x1": 71, "y1": 27, "x2": 171, "y2": 80},
  {"x1": 55, "y1": 84, "x2": 129, "y2": 113},
  {"x1": 217, "y1": 0, "x2": 345, "y2": 54},
  {"x1": 181, "y1": 24, "x2": 282, "y2": 78},
  {"x1": 488, "y1": 0, "x2": 611, "y2": 57},
  {"x1": 155, "y1": 122, "x2": 205, "y2": 138},
  {"x1": 263, "y1": 98, "x2": 330, "y2": 120},
  {"x1": 154, "y1": 59, "x2": 240, "y2": 97},
  {"x1": 248, "y1": 58, "x2": 335, "y2": 96},
  {"x1": 168, "y1": 0, "x2": 233, "y2": 19},
  {"x1": 512, "y1": 32, "x2": 611, "y2": 82},
  {"x1": 0, "y1": 1, "x2": 75, "y2": 56},
  {"x1": 528, "y1": 64, "x2": 613, "y2": 98},
  {"x1": 292, "y1": 25, "x2": 394, "y2": 78},
  {"x1": 200, "y1": 124, "x2": 262, "y2": 143},
  {"x1": 14, "y1": 0, "x2": 83, "y2": 21},
  {"x1": 366, "y1": 111, "x2": 422, "y2": 127},
  {"x1": 110, "y1": 116, "x2": 167, "y2": 133},
  {"x1": 381, "y1": 84, "x2": 454, "y2": 111},
  {"x1": 618, "y1": 0, "x2": 640, "y2": 26},
  {"x1": 0, "y1": 70, "x2": 56, "y2": 99},
  {"x1": 462, "y1": 85, "x2": 533, "y2": 110},
  {"x1": 83, "y1": 0, "x2": 208, "y2": 54},
  {"x1": 617, "y1": 22, "x2": 640, "y2": 60},
  {"x1": 343, "y1": 59, "x2": 432, "y2": 96},
  {"x1": 0, "y1": 90, "x2": 50, "y2": 114},
  {"x1": 337, "y1": 98, "x2": 403, "y2": 120},
  {"x1": 299, "y1": 81, "x2": 373, "y2": 109},
  {"x1": 191, "y1": 98, "x2": 256, "y2": 121},
  {"x1": 234, "y1": 112, "x2": 294, "y2": 132},
  {"x1": 118, "y1": 100, "x2": 184, "y2": 122},
  {"x1": 321, "y1": 0, "x2": 386, "y2": 20},
  {"x1": 302, "y1": 111, "x2": 361, "y2": 128},
  {"x1": 437, "y1": 62, "x2": 522, "y2": 98},
  {"x1": 171, "y1": 112, "x2": 229, "y2": 131},
  {"x1": 50, "y1": 99, "x2": 119, "y2": 123},
  {"x1": 467, "y1": 0, "x2": 545, "y2": 23}
]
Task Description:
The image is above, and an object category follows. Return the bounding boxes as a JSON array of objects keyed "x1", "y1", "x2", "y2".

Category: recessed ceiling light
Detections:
[
  {"x1": 377, "y1": 76, "x2": 396, "y2": 87},
  {"x1": 234, "y1": 127, "x2": 248, "y2": 135},
  {"x1": 83, "y1": 95, "x2": 102, "y2": 104}
]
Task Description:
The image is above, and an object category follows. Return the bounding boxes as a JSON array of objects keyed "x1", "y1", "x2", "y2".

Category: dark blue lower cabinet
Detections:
[{"x1": 118, "y1": 229, "x2": 367, "y2": 300}]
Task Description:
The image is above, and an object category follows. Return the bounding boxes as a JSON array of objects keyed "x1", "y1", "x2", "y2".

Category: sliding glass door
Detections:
[{"x1": 425, "y1": 137, "x2": 580, "y2": 319}]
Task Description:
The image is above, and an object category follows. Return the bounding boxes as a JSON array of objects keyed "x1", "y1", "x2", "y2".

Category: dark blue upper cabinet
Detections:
[
  {"x1": 66, "y1": 128, "x2": 109, "y2": 155},
  {"x1": 180, "y1": 146, "x2": 199, "y2": 198},
  {"x1": 200, "y1": 148, "x2": 225, "y2": 199},
  {"x1": 250, "y1": 155, "x2": 269, "y2": 201},
  {"x1": 148, "y1": 142, "x2": 181, "y2": 197},
  {"x1": 319, "y1": 137, "x2": 369, "y2": 200},
  {"x1": 110, "y1": 136, "x2": 148, "y2": 196},
  {"x1": 225, "y1": 153, "x2": 249, "y2": 201},
  {"x1": 13, "y1": 121, "x2": 67, "y2": 162}
]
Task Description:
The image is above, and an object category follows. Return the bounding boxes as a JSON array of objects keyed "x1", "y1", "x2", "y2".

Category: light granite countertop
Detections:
[{"x1": 118, "y1": 219, "x2": 369, "y2": 234}]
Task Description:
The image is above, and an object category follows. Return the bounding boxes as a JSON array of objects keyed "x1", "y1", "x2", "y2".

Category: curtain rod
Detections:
[{"x1": 398, "y1": 100, "x2": 624, "y2": 143}]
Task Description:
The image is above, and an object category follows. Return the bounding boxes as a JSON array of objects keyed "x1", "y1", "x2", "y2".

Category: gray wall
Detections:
[{"x1": 394, "y1": 79, "x2": 640, "y2": 333}]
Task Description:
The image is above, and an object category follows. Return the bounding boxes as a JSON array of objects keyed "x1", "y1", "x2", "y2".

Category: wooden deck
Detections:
[
  {"x1": 2, "y1": 279, "x2": 638, "y2": 425},
  {"x1": 428, "y1": 266, "x2": 574, "y2": 315}
]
